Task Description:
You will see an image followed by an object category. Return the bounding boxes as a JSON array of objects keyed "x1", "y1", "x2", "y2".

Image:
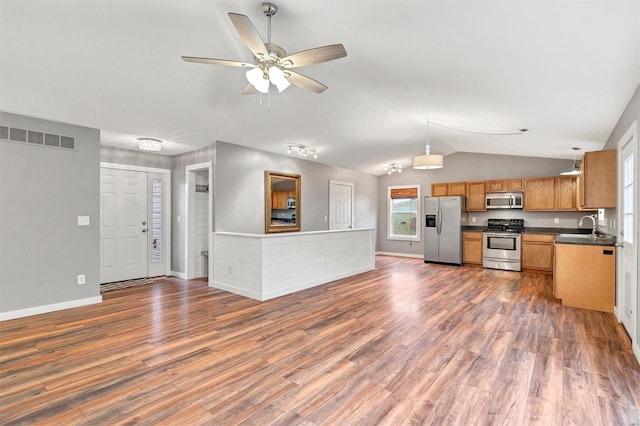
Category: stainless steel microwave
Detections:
[{"x1": 485, "y1": 192, "x2": 523, "y2": 209}]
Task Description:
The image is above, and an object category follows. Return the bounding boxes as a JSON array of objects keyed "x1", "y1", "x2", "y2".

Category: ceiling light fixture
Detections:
[
  {"x1": 384, "y1": 163, "x2": 402, "y2": 175},
  {"x1": 413, "y1": 120, "x2": 444, "y2": 170},
  {"x1": 138, "y1": 137, "x2": 162, "y2": 152},
  {"x1": 287, "y1": 144, "x2": 318, "y2": 159},
  {"x1": 560, "y1": 147, "x2": 581, "y2": 176}
]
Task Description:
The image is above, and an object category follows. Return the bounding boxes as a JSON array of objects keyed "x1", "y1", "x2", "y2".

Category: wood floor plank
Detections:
[{"x1": 1, "y1": 256, "x2": 639, "y2": 424}]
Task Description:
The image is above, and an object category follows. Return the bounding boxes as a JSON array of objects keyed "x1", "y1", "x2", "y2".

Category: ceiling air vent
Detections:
[{"x1": 0, "y1": 124, "x2": 76, "y2": 151}]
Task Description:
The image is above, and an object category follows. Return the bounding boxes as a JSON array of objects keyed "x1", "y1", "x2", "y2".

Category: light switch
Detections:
[
  {"x1": 554, "y1": 218, "x2": 559, "y2": 224},
  {"x1": 77, "y1": 216, "x2": 90, "y2": 226},
  {"x1": 471, "y1": 217, "x2": 476, "y2": 223}
]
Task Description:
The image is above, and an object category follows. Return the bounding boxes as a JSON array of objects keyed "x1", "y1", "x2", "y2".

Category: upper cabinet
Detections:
[
  {"x1": 555, "y1": 176, "x2": 577, "y2": 211},
  {"x1": 431, "y1": 182, "x2": 466, "y2": 197},
  {"x1": 577, "y1": 149, "x2": 617, "y2": 209},
  {"x1": 466, "y1": 181, "x2": 486, "y2": 211},
  {"x1": 524, "y1": 177, "x2": 556, "y2": 211},
  {"x1": 485, "y1": 179, "x2": 523, "y2": 192}
]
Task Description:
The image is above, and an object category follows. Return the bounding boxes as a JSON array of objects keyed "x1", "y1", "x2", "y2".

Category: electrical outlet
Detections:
[
  {"x1": 471, "y1": 217, "x2": 476, "y2": 223},
  {"x1": 77, "y1": 274, "x2": 86, "y2": 285},
  {"x1": 77, "y1": 216, "x2": 90, "y2": 226},
  {"x1": 324, "y1": 216, "x2": 327, "y2": 222},
  {"x1": 177, "y1": 215, "x2": 181, "y2": 223},
  {"x1": 554, "y1": 218, "x2": 559, "y2": 224}
]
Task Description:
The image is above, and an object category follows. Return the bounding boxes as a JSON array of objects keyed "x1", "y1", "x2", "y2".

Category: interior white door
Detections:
[
  {"x1": 329, "y1": 180, "x2": 354, "y2": 230},
  {"x1": 100, "y1": 168, "x2": 148, "y2": 283},
  {"x1": 618, "y1": 121, "x2": 638, "y2": 342}
]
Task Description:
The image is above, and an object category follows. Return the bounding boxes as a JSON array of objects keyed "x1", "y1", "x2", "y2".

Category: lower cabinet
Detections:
[
  {"x1": 463, "y1": 231, "x2": 483, "y2": 265},
  {"x1": 554, "y1": 243, "x2": 615, "y2": 312},
  {"x1": 521, "y1": 234, "x2": 555, "y2": 272}
]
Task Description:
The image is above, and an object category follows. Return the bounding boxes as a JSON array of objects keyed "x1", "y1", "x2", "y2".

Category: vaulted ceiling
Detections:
[{"x1": 1, "y1": 1, "x2": 638, "y2": 175}]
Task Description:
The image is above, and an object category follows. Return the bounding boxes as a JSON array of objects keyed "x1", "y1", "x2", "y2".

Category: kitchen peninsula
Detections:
[{"x1": 210, "y1": 228, "x2": 375, "y2": 301}]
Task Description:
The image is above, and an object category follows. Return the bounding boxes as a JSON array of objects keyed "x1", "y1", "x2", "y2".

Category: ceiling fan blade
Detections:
[
  {"x1": 181, "y1": 56, "x2": 255, "y2": 68},
  {"x1": 241, "y1": 82, "x2": 257, "y2": 95},
  {"x1": 286, "y1": 71, "x2": 328, "y2": 94},
  {"x1": 281, "y1": 44, "x2": 347, "y2": 68},
  {"x1": 228, "y1": 13, "x2": 269, "y2": 60}
]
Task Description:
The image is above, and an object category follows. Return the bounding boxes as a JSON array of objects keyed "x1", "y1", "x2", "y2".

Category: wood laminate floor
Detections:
[{"x1": 2, "y1": 256, "x2": 640, "y2": 425}]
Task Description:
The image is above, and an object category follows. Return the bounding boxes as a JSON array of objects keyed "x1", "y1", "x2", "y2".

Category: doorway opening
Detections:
[{"x1": 186, "y1": 162, "x2": 213, "y2": 280}]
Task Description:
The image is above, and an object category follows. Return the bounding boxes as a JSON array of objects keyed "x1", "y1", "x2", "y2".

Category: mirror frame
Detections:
[{"x1": 265, "y1": 170, "x2": 301, "y2": 234}]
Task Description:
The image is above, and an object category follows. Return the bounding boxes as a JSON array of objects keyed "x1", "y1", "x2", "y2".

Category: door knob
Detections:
[
  {"x1": 615, "y1": 242, "x2": 624, "y2": 248},
  {"x1": 142, "y1": 221, "x2": 147, "y2": 225},
  {"x1": 142, "y1": 229, "x2": 148, "y2": 233}
]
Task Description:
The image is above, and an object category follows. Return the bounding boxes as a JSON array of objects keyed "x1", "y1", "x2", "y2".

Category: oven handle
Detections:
[{"x1": 436, "y1": 208, "x2": 442, "y2": 235}]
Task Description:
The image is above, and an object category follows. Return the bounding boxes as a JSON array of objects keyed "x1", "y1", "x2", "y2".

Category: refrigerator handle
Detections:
[{"x1": 436, "y1": 208, "x2": 442, "y2": 235}]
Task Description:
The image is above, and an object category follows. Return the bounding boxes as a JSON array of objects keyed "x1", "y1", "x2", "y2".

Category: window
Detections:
[
  {"x1": 388, "y1": 185, "x2": 421, "y2": 241},
  {"x1": 624, "y1": 153, "x2": 634, "y2": 244}
]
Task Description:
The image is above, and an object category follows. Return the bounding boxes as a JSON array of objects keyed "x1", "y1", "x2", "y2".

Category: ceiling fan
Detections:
[{"x1": 181, "y1": 2, "x2": 347, "y2": 95}]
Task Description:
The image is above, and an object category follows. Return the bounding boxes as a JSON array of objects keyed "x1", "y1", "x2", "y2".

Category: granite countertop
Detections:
[
  {"x1": 554, "y1": 233, "x2": 616, "y2": 246},
  {"x1": 522, "y1": 227, "x2": 593, "y2": 235}
]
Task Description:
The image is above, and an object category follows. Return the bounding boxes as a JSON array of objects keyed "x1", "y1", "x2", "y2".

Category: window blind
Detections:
[{"x1": 390, "y1": 187, "x2": 418, "y2": 199}]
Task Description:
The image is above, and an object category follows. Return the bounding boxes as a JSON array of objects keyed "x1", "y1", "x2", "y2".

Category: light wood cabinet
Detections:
[
  {"x1": 485, "y1": 179, "x2": 523, "y2": 192},
  {"x1": 466, "y1": 181, "x2": 486, "y2": 211},
  {"x1": 554, "y1": 243, "x2": 615, "y2": 312},
  {"x1": 577, "y1": 149, "x2": 617, "y2": 209},
  {"x1": 521, "y1": 234, "x2": 555, "y2": 272},
  {"x1": 524, "y1": 177, "x2": 556, "y2": 211},
  {"x1": 431, "y1": 182, "x2": 466, "y2": 197},
  {"x1": 431, "y1": 183, "x2": 448, "y2": 197},
  {"x1": 555, "y1": 176, "x2": 577, "y2": 211},
  {"x1": 272, "y1": 190, "x2": 294, "y2": 209},
  {"x1": 463, "y1": 231, "x2": 483, "y2": 265}
]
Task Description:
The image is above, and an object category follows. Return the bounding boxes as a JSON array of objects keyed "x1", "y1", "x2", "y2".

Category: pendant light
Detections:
[
  {"x1": 560, "y1": 147, "x2": 581, "y2": 176},
  {"x1": 413, "y1": 120, "x2": 444, "y2": 169}
]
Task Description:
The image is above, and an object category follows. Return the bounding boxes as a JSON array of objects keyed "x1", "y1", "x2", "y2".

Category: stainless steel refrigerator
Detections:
[{"x1": 424, "y1": 196, "x2": 465, "y2": 265}]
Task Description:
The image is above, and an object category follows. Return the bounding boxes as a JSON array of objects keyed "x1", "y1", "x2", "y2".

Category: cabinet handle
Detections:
[{"x1": 603, "y1": 249, "x2": 613, "y2": 255}]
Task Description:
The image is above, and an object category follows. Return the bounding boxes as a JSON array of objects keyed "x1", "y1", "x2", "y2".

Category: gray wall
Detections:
[
  {"x1": 100, "y1": 146, "x2": 173, "y2": 170},
  {"x1": 377, "y1": 152, "x2": 593, "y2": 256},
  {"x1": 0, "y1": 112, "x2": 100, "y2": 313},
  {"x1": 214, "y1": 141, "x2": 378, "y2": 234}
]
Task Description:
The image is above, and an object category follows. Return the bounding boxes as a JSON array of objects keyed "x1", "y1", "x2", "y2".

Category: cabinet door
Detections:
[
  {"x1": 447, "y1": 182, "x2": 466, "y2": 196},
  {"x1": 466, "y1": 181, "x2": 486, "y2": 211},
  {"x1": 524, "y1": 178, "x2": 555, "y2": 211},
  {"x1": 581, "y1": 149, "x2": 617, "y2": 209},
  {"x1": 505, "y1": 179, "x2": 523, "y2": 191},
  {"x1": 555, "y1": 177, "x2": 576, "y2": 211},
  {"x1": 485, "y1": 180, "x2": 504, "y2": 192},
  {"x1": 463, "y1": 232, "x2": 483, "y2": 264},
  {"x1": 522, "y1": 234, "x2": 555, "y2": 271},
  {"x1": 431, "y1": 183, "x2": 448, "y2": 197}
]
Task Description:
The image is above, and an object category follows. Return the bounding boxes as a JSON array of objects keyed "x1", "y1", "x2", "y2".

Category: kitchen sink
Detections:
[{"x1": 556, "y1": 233, "x2": 615, "y2": 245}]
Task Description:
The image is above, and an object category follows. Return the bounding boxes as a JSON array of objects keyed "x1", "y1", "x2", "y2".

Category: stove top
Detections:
[{"x1": 485, "y1": 218, "x2": 524, "y2": 233}]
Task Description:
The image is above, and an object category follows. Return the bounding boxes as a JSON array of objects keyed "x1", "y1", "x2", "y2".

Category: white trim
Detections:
[
  {"x1": 170, "y1": 270, "x2": 187, "y2": 279},
  {"x1": 634, "y1": 341, "x2": 640, "y2": 361},
  {"x1": 387, "y1": 184, "x2": 422, "y2": 242},
  {"x1": 329, "y1": 179, "x2": 355, "y2": 230},
  {"x1": 185, "y1": 162, "x2": 213, "y2": 280},
  {"x1": 376, "y1": 251, "x2": 424, "y2": 259},
  {"x1": 0, "y1": 296, "x2": 102, "y2": 322},
  {"x1": 99, "y1": 163, "x2": 172, "y2": 278}
]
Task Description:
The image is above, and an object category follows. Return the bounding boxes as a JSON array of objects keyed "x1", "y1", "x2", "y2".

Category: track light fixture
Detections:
[{"x1": 287, "y1": 144, "x2": 318, "y2": 159}]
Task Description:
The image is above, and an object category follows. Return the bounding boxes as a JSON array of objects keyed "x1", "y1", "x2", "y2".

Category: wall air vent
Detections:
[{"x1": 0, "y1": 125, "x2": 76, "y2": 151}]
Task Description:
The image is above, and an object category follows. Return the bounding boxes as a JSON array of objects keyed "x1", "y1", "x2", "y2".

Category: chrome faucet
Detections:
[{"x1": 579, "y1": 214, "x2": 598, "y2": 236}]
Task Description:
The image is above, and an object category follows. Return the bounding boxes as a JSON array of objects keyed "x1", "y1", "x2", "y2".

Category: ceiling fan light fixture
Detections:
[
  {"x1": 268, "y1": 66, "x2": 290, "y2": 92},
  {"x1": 246, "y1": 67, "x2": 269, "y2": 93},
  {"x1": 138, "y1": 138, "x2": 162, "y2": 152}
]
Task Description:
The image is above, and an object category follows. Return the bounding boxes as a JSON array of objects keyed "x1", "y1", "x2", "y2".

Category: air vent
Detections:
[{"x1": 0, "y1": 125, "x2": 76, "y2": 151}]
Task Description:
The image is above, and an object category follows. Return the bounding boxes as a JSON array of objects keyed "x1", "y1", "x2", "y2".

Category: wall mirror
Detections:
[{"x1": 265, "y1": 171, "x2": 301, "y2": 233}]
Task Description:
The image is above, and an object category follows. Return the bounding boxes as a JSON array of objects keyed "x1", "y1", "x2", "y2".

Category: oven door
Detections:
[{"x1": 483, "y1": 232, "x2": 521, "y2": 261}]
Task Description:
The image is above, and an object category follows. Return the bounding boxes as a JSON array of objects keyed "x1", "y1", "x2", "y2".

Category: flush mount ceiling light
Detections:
[
  {"x1": 560, "y1": 147, "x2": 581, "y2": 176},
  {"x1": 384, "y1": 163, "x2": 402, "y2": 175},
  {"x1": 413, "y1": 120, "x2": 444, "y2": 170},
  {"x1": 138, "y1": 137, "x2": 162, "y2": 152},
  {"x1": 287, "y1": 144, "x2": 317, "y2": 159}
]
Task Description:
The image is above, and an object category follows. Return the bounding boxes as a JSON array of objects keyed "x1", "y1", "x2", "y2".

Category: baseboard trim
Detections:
[
  {"x1": 376, "y1": 251, "x2": 424, "y2": 259},
  {"x1": 170, "y1": 271, "x2": 187, "y2": 279},
  {"x1": 0, "y1": 296, "x2": 103, "y2": 322}
]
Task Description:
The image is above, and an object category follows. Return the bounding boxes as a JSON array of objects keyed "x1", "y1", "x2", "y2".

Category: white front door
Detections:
[
  {"x1": 100, "y1": 168, "x2": 148, "y2": 283},
  {"x1": 618, "y1": 121, "x2": 638, "y2": 344},
  {"x1": 329, "y1": 180, "x2": 354, "y2": 230}
]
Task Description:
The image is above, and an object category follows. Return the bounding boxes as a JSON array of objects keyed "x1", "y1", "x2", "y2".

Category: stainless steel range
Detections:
[{"x1": 483, "y1": 218, "x2": 524, "y2": 271}]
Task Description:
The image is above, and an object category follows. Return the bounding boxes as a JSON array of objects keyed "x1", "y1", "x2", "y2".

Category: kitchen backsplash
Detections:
[{"x1": 462, "y1": 210, "x2": 596, "y2": 230}]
